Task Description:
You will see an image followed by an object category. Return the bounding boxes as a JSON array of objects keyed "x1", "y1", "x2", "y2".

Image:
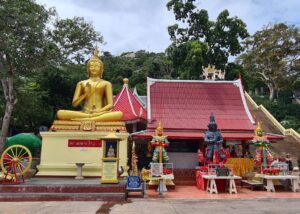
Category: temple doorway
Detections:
[
  {"x1": 167, "y1": 139, "x2": 200, "y2": 169},
  {"x1": 130, "y1": 139, "x2": 201, "y2": 170}
]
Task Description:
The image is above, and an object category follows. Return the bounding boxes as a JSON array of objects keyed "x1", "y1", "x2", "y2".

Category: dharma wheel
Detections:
[{"x1": 1, "y1": 145, "x2": 32, "y2": 177}]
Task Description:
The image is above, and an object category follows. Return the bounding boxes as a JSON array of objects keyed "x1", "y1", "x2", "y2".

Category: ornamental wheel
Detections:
[{"x1": 1, "y1": 145, "x2": 32, "y2": 177}]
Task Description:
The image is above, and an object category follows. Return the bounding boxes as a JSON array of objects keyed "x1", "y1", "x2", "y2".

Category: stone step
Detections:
[
  {"x1": 173, "y1": 169, "x2": 196, "y2": 186},
  {"x1": 0, "y1": 184, "x2": 124, "y2": 193},
  {"x1": 174, "y1": 175, "x2": 196, "y2": 186},
  {"x1": 173, "y1": 169, "x2": 196, "y2": 177},
  {"x1": 0, "y1": 192, "x2": 125, "y2": 202},
  {"x1": 147, "y1": 184, "x2": 176, "y2": 190}
]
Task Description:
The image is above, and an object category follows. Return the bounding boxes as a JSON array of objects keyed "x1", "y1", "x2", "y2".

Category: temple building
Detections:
[
  {"x1": 113, "y1": 79, "x2": 147, "y2": 133},
  {"x1": 131, "y1": 77, "x2": 283, "y2": 170}
]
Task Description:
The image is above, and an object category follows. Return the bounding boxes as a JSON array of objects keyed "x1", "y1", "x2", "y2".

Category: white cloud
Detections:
[
  {"x1": 37, "y1": 0, "x2": 300, "y2": 55},
  {"x1": 197, "y1": 0, "x2": 300, "y2": 33}
]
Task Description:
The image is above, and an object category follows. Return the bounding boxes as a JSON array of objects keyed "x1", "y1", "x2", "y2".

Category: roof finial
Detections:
[{"x1": 123, "y1": 78, "x2": 129, "y2": 85}]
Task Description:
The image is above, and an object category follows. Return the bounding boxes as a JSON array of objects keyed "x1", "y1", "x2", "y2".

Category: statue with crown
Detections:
[
  {"x1": 37, "y1": 49, "x2": 129, "y2": 177},
  {"x1": 204, "y1": 113, "x2": 227, "y2": 164},
  {"x1": 151, "y1": 122, "x2": 170, "y2": 164},
  {"x1": 251, "y1": 122, "x2": 274, "y2": 171},
  {"x1": 148, "y1": 122, "x2": 174, "y2": 191}
]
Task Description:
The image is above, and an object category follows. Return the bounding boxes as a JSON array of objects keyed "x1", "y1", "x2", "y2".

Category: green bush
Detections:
[{"x1": 281, "y1": 116, "x2": 300, "y2": 130}]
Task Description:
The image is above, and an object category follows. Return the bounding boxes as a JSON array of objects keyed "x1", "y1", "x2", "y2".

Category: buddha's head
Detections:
[{"x1": 87, "y1": 49, "x2": 104, "y2": 78}]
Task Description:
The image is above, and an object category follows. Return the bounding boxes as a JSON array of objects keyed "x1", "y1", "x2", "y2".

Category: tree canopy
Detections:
[
  {"x1": 0, "y1": 0, "x2": 103, "y2": 151},
  {"x1": 238, "y1": 23, "x2": 300, "y2": 101},
  {"x1": 166, "y1": 40, "x2": 207, "y2": 79},
  {"x1": 166, "y1": 0, "x2": 249, "y2": 74}
]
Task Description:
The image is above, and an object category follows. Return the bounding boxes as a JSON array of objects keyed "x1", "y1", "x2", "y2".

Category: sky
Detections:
[{"x1": 37, "y1": 0, "x2": 300, "y2": 55}]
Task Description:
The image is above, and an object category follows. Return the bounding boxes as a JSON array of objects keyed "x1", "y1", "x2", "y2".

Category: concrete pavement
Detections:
[{"x1": 0, "y1": 198, "x2": 300, "y2": 214}]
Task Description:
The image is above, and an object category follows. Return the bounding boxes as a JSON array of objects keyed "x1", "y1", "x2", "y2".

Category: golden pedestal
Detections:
[
  {"x1": 37, "y1": 121, "x2": 128, "y2": 177},
  {"x1": 50, "y1": 120, "x2": 127, "y2": 132}
]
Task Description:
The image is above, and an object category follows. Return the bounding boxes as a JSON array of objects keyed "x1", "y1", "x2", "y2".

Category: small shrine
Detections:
[{"x1": 100, "y1": 132, "x2": 122, "y2": 184}]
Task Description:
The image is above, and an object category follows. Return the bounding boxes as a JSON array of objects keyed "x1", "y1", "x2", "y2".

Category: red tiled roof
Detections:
[
  {"x1": 113, "y1": 83, "x2": 147, "y2": 122},
  {"x1": 147, "y1": 78, "x2": 255, "y2": 131},
  {"x1": 132, "y1": 131, "x2": 284, "y2": 141}
]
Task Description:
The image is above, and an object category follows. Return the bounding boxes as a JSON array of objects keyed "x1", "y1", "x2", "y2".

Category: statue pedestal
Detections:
[{"x1": 37, "y1": 121, "x2": 128, "y2": 177}]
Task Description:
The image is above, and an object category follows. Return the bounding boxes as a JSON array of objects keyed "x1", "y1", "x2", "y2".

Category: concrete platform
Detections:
[{"x1": 0, "y1": 177, "x2": 126, "y2": 201}]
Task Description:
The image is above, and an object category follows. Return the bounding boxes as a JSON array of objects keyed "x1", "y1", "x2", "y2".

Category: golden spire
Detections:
[{"x1": 123, "y1": 78, "x2": 129, "y2": 85}]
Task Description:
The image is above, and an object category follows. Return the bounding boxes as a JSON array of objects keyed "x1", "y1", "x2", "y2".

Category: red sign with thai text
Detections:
[{"x1": 68, "y1": 139, "x2": 102, "y2": 147}]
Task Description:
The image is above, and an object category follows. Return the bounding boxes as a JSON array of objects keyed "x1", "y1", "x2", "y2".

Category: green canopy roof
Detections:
[{"x1": 5, "y1": 133, "x2": 42, "y2": 156}]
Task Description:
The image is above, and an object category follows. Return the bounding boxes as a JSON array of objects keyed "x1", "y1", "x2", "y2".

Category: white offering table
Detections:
[
  {"x1": 150, "y1": 174, "x2": 174, "y2": 196},
  {"x1": 202, "y1": 175, "x2": 242, "y2": 194},
  {"x1": 258, "y1": 174, "x2": 299, "y2": 192}
]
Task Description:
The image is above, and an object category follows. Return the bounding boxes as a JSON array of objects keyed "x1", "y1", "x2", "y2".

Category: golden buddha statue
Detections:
[{"x1": 56, "y1": 49, "x2": 123, "y2": 122}]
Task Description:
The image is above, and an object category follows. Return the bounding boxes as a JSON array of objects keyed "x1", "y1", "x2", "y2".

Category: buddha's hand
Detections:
[
  {"x1": 91, "y1": 111, "x2": 107, "y2": 117},
  {"x1": 85, "y1": 82, "x2": 92, "y2": 97}
]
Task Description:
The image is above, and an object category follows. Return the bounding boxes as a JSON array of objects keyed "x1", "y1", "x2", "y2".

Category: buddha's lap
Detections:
[{"x1": 57, "y1": 109, "x2": 122, "y2": 121}]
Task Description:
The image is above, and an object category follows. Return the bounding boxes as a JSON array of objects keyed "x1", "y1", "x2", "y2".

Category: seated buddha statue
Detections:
[
  {"x1": 56, "y1": 49, "x2": 123, "y2": 121},
  {"x1": 106, "y1": 145, "x2": 116, "y2": 157}
]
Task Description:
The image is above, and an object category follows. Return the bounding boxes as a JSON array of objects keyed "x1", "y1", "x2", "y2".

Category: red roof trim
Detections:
[{"x1": 131, "y1": 130, "x2": 284, "y2": 141}]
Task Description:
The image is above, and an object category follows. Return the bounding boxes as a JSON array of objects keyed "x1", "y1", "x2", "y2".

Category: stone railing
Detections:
[
  {"x1": 245, "y1": 92, "x2": 300, "y2": 143},
  {"x1": 284, "y1": 128, "x2": 300, "y2": 142}
]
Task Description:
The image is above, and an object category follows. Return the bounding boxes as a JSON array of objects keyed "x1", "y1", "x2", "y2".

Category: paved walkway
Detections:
[
  {"x1": 0, "y1": 201, "x2": 103, "y2": 214},
  {"x1": 110, "y1": 198, "x2": 300, "y2": 214},
  {"x1": 0, "y1": 185, "x2": 300, "y2": 213},
  {"x1": 0, "y1": 198, "x2": 300, "y2": 214},
  {"x1": 142, "y1": 185, "x2": 300, "y2": 199}
]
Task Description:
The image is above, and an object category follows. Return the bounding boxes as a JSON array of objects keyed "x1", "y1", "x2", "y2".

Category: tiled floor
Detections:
[{"x1": 128, "y1": 185, "x2": 300, "y2": 199}]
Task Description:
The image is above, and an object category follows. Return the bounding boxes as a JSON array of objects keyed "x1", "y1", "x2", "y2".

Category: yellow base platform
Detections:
[{"x1": 37, "y1": 130, "x2": 129, "y2": 177}]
